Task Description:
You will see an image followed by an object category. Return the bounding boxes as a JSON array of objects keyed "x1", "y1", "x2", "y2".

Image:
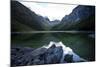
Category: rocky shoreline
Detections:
[{"x1": 11, "y1": 41, "x2": 87, "y2": 66}]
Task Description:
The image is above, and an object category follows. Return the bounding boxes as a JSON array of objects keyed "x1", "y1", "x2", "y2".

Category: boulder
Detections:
[
  {"x1": 11, "y1": 45, "x2": 63, "y2": 66},
  {"x1": 64, "y1": 54, "x2": 73, "y2": 63},
  {"x1": 11, "y1": 42, "x2": 86, "y2": 66},
  {"x1": 44, "y1": 45, "x2": 63, "y2": 64}
]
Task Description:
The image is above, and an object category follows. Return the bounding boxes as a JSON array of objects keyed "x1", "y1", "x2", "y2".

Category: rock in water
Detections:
[
  {"x1": 64, "y1": 54, "x2": 73, "y2": 63},
  {"x1": 31, "y1": 47, "x2": 47, "y2": 57},
  {"x1": 11, "y1": 45, "x2": 63, "y2": 66},
  {"x1": 44, "y1": 45, "x2": 63, "y2": 64},
  {"x1": 11, "y1": 41, "x2": 87, "y2": 66}
]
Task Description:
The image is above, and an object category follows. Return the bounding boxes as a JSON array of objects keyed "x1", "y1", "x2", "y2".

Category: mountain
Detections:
[
  {"x1": 48, "y1": 20, "x2": 60, "y2": 28},
  {"x1": 11, "y1": 1, "x2": 95, "y2": 31},
  {"x1": 52, "y1": 5, "x2": 95, "y2": 31},
  {"x1": 11, "y1": 1, "x2": 50, "y2": 32}
]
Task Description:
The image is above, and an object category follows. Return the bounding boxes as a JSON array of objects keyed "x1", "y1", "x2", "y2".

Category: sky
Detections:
[{"x1": 20, "y1": 1, "x2": 78, "y2": 21}]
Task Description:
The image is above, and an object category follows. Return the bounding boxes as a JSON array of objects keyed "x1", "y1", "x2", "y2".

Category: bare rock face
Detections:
[
  {"x1": 62, "y1": 5, "x2": 95, "y2": 22},
  {"x1": 52, "y1": 5, "x2": 95, "y2": 31},
  {"x1": 11, "y1": 1, "x2": 50, "y2": 31}
]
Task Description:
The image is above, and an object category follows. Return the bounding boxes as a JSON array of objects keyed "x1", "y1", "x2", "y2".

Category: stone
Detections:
[
  {"x1": 64, "y1": 54, "x2": 73, "y2": 63},
  {"x1": 44, "y1": 46, "x2": 63, "y2": 64}
]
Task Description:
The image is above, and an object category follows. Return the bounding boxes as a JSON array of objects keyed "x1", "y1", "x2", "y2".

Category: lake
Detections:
[{"x1": 11, "y1": 31, "x2": 95, "y2": 61}]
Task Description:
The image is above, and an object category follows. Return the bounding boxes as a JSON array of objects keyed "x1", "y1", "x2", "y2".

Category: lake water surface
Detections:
[{"x1": 11, "y1": 31, "x2": 95, "y2": 61}]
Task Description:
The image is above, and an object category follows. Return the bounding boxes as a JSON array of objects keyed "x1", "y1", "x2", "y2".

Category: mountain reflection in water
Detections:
[{"x1": 11, "y1": 31, "x2": 95, "y2": 61}]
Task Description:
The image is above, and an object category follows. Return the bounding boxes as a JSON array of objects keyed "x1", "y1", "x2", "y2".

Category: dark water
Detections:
[{"x1": 11, "y1": 32, "x2": 95, "y2": 61}]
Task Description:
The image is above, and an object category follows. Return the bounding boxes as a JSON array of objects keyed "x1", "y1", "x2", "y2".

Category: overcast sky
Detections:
[
  {"x1": 20, "y1": 1, "x2": 77, "y2": 21},
  {"x1": 15, "y1": 0, "x2": 78, "y2": 21}
]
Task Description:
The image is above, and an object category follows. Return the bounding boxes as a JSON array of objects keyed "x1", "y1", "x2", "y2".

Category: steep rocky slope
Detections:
[
  {"x1": 52, "y1": 5, "x2": 95, "y2": 31},
  {"x1": 11, "y1": 1, "x2": 50, "y2": 32}
]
